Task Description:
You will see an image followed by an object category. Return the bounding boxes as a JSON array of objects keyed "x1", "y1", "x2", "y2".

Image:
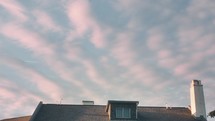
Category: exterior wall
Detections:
[
  {"x1": 190, "y1": 80, "x2": 206, "y2": 119},
  {"x1": 108, "y1": 105, "x2": 111, "y2": 120},
  {"x1": 110, "y1": 103, "x2": 137, "y2": 120}
]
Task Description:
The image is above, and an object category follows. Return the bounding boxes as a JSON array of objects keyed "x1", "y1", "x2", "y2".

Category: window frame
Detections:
[{"x1": 116, "y1": 107, "x2": 131, "y2": 118}]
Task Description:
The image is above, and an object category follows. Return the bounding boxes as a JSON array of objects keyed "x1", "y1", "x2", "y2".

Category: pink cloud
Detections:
[
  {"x1": 2, "y1": 52, "x2": 105, "y2": 103},
  {"x1": 90, "y1": 26, "x2": 107, "y2": 49},
  {"x1": 113, "y1": 0, "x2": 143, "y2": 13},
  {"x1": 0, "y1": 88, "x2": 16, "y2": 100},
  {"x1": 158, "y1": 58, "x2": 177, "y2": 69},
  {"x1": 114, "y1": 0, "x2": 172, "y2": 20},
  {"x1": 0, "y1": 23, "x2": 54, "y2": 56},
  {"x1": 33, "y1": 10, "x2": 61, "y2": 32},
  {"x1": 0, "y1": 79, "x2": 17, "y2": 89},
  {"x1": 111, "y1": 32, "x2": 136, "y2": 67},
  {"x1": 178, "y1": 26, "x2": 202, "y2": 44},
  {"x1": 108, "y1": 31, "x2": 185, "y2": 92},
  {"x1": 156, "y1": 49, "x2": 178, "y2": 69},
  {"x1": 205, "y1": 45, "x2": 215, "y2": 57},
  {"x1": 2, "y1": 91, "x2": 41, "y2": 119},
  {"x1": 110, "y1": 31, "x2": 160, "y2": 87},
  {"x1": 193, "y1": 34, "x2": 215, "y2": 53},
  {"x1": 173, "y1": 63, "x2": 192, "y2": 76},
  {"x1": 67, "y1": 0, "x2": 91, "y2": 35},
  {"x1": 147, "y1": 29, "x2": 164, "y2": 51},
  {"x1": 187, "y1": 0, "x2": 215, "y2": 19},
  {"x1": 66, "y1": 0, "x2": 107, "y2": 48},
  {"x1": 128, "y1": 63, "x2": 159, "y2": 87},
  {"x1": 0, "y1": 39, "x2": 105, "y2": 103},
  {"x1": 38, "y1": 57, "x2": 105, "y2": 103},
  {"x1": 157, "y1": 49, "x2": 172, "y2": 59},
  {"x1": 27, "y1": 71, "x2": 63, "y2": 101},
  {"x1": 0, "y1": 57, "x2": 62, "y2": 101},
  {"x1": 0, "y1": 78, "x2": 42, "y2": 118},
  {"x1": 115, "y1": 0, "x2": 138, "y2": 8},
  {"x1": 82, "y1": 60, "x2": 111, "y2": 90},
  {"x1": 64, "y1": 42, "x2": 136, "y2": 100},
  {"x1": 0, "y1": 0, "x2": 27, "y2": 22},
  {"x1": 63, "y1": 41, "x2": 83, "y2": 61}
]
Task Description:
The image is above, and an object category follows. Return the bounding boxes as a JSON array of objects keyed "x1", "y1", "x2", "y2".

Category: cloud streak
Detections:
[
  {"x1": 66, "y1": 0, "x2": 107, "y2": 48},
  {"x1": 0, "y1": 23, "x2": 54, "y2": 57},
  {"x1": 0, "y1": 78, "x2": 41, "y2": 118},
  {"x1": 33, "y1": 10, "x2": 61, "y2": 32},
  {"x1": 0, "y1": 0, "x2": 27, "y2": 22}
]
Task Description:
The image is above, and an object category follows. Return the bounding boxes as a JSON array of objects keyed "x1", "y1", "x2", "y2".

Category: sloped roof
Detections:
[
  {"x1": 0, "y1": 116, "x2": 31, "y2": 121},
  {"x1": 31, "y1": 104, "x2": 201, "y2": 121},
  {"x1": 137, "y1": 106, "x2": 200, "y2": 121},
  {"x1": 32, "y1": 104, "x2": 108, "y2": 121}
]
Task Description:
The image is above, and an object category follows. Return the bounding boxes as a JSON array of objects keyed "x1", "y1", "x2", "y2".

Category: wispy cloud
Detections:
[
  {"x1": 111, "y1": 32, "x2": 137, "y2": 67},
  {"x1": 0, "y1": 0, "x2": 27, "y2": 22},
  {"x1": 26, "y1": 71, "x2": 63, "y2": 100},
  {"x1": 33, "y1": 10, "x2": 62, "y2": 32},
  {"x1": 0, "y1": 78, "x2": 41, "y2": 118},
  {"x1": 0, "y1": 87, "x2": 16, "y2": 100},
  {"x1": 147, "y1": 28, "x2": 164, "y2": 51},
  {"x1": 0, "y1": 57, "x2": 63, "y2": 101},
  {"x1": 66, "y1": 0, "x2": 107, "y2": 48},
  {"x1": 83, "y1": 61, "x2": 110, "y2": 88},
  {"x1": 110, "y1": 31, "x2": 161, "y2": 88},
  {"x1": 0, "y1": 22, "x2": 54, "y2": 56}
]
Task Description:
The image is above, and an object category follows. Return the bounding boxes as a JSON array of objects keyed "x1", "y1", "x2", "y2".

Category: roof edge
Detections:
[
  {"x1": 29, "y1": 101, "x2": 43, "y2": 121},
  {"x1": 138, "y1": 106, "x2": 189, "y2": 108},
  {"x1": 0, "y1": 116, "x2": 31, "y2": 121}
]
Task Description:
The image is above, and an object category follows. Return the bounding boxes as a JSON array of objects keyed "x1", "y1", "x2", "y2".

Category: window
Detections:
[{"x1": 116, "y1": 107, "x2": 131, "y2": 118}]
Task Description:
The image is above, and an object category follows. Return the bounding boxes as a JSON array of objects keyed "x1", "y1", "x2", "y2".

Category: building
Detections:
[{"x1": 1, "y1": 80, "x2": 207, "y2": 121}]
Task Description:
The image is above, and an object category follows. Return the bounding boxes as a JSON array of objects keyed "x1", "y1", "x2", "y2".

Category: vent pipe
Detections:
[{"x1": 82, "y1": 100, "x2": 94, "y2": 105}]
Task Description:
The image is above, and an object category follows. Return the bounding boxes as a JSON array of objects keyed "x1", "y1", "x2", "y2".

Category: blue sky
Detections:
[{"x1": 0, "y1": 0, "x2": 215, "y2": 120}]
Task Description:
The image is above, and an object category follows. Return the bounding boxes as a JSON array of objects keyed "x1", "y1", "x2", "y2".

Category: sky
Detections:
[{"x1": 0, "y1": 0, "x2": 214, "y2": 120}]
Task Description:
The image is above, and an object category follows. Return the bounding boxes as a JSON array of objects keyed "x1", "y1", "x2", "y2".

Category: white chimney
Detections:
[{"x1": 190, "y1": 80, "x2": 206, "y2": 120}]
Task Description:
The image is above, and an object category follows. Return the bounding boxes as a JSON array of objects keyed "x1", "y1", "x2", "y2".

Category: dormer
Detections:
[{"x1": 105, "y1": 100, "x2": 139, "y2": 121}]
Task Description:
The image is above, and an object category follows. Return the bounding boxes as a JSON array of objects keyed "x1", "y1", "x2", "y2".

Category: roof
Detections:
[
  {"x1": 0, "y1": 116, "x2": 31, "y2": 121},
  {"x1": 31, "y1": 104, "x2": 108, "y2": 121},
  {"x1": 137, "y1": 106, "x2": 200, "y2": 121},
  {"x1": 30, "y1": 103, "x2": 201, "y2": 121}
]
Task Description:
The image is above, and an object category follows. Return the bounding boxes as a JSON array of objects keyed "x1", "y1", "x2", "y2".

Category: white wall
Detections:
[{"x1": 190, "y1": 80, "x2": 206, "y2": 119}]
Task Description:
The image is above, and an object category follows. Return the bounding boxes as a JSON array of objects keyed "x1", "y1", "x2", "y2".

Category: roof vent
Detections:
[
  {"x1": 82, "y1": 100, "x2": 94, "y2": 105},
  {"x1": 166, "y1": 103, "x2": 172, "y2": 110}
]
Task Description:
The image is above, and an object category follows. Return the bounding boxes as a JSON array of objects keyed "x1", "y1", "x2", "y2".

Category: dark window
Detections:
[{"x1": 116, "y1": 107, "x2": 131, "y2": 118}]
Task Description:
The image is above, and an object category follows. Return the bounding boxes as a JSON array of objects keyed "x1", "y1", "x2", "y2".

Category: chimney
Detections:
[
  {"x1": 190, "y1": 80, "x2": 206, "y2": 120},
  {"x1": 82, "y1": 100, "x2": 94, "y2": 105}
]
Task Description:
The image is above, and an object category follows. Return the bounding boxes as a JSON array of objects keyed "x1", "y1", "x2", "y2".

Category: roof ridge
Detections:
[
  {"x1": 43, "y1": 104, "x2": 189, "y2": 109},
  {"x1": 44, "y1": 104, "x2": 106, "y2": 106},
  {"x1": 138, "y1": 106, "x2": 189, "y2": 109}
]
